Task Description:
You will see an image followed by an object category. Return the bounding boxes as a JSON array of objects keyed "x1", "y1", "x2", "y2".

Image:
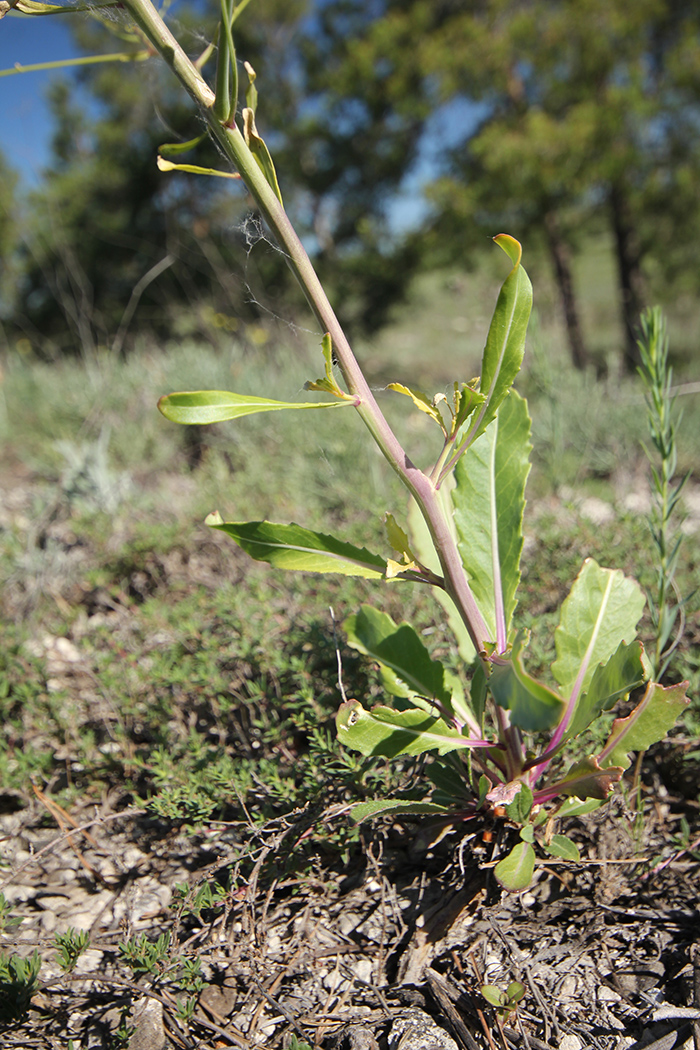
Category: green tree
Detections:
[
  {"x1": 275, "y1": 1, "x2": 434, "y2": 334},
  {"x1": 285, "y1": 0, "x2": 700, "y2": 370},
  {"x1": 12, "y1": 4, "x2": 306, "y2": 356},
  {"x1": 0, "y1": 149, "x2": 20, "y2": 348}
]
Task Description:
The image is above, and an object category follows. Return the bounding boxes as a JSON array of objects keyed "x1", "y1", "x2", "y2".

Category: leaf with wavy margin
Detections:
[
  {"x1": 453, "y1": 391, "x2": 531, "y2": 648},
  {"x1": 564, "y1": 640, "x2": 647, "y2": 742},
  {"x1": 336, "y1": 700, "x2": 489, "y2": 758},
  {"x1": 542, "y1": 756, "x2": 624, "y2": 802},
  {"x1": 345, "y1": 606, "x2": 449, "y2": 702},
  {"x1": 206, "y1": 516, "x2": 386, "y2": 578},
  {"x1": 489, "y1": 633, "x2": 564, "y2": 732},
  {"x1": 348, "y1": 799, "x2": 451, "y2": 823},
  {"x1": 598, "y1": 680, "x2": 690, "y2": 770},
  {"x1": 552, "y1": 559, "x2": 645, "y2": 698}
]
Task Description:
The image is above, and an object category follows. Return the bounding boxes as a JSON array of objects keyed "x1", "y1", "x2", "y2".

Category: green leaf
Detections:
[
  {"x1": 470, "y1": 235, "x2": 533, "y2": 444},
  {"x1": 244, "y1": 60, "x2": 258, "y2": 113},
  {"x1": 489, "y1": 633, "x2": 564, "y2": 732},
  {"x1": 242, "y1": 107, "x2": 283, "y2": 203},
  {"x1": 157, "y1": 157, "x2": 242, "y2": 180},
  {"x1": 452, "y1": 383, "x2": 487, "y2": 434},
  {"x1": 158, "y1": 389, "x2": 353, "y2": 424},
  {"x1": 158, "y1": 134, "x2": 206, "y2": 157},
  {"x1": 453, "y1": 391, "x2": 532, "y2": 643},
  {"x1": 305, "y1": 333, "x2": 353, "y2": 398},
  {"x1": 543, "y1": 835, "x2": 580, "y2": 861},
  {"x1": 481, "y1": 986, "x2": 508, "y2": 1008},
  {"x1": 344, "y1": 606, "x2": 451, "y2": 705},
  {"x1": 552, "y1": 559, "x2": 646, "y2": 699},
  {"x1": 549, "y1": 756, "x2": 623, "y2": 800},
  {"x1": 494, "y1": 841, "x2": 535, "y2": 892},
  {"x1": 206, "y1": 517, "x2": 386, "y2": 578},
  {"x1": 553, "y1": 796, "x2": 606, "y2": 819},
  {"x1": 426, "y1": 757, "x2": 473, "y2": 803},
  {"x1": 11, "y1": 0, "x2": 97, "y2": 11},
  {"x1": 384, "y1": 513, "x2": 414, "y2": 560},
  {"x1": 505, "y1": 782, "x2": 534, "y2": 824},
  {"x1": 387, "y1": 383, "x2": 446, "y2": 430},
  {"x1": 506, "y1": 982, "x2": 526, "y2": 1004},
  {"x1": 344, "y1": 607, "x2": 479, "y2": 734},
  {"x1": 336, "y1": 700, "x2": 480, "y2": 758},
  {"x1": 348, "y1": 799, "x2": 451, "y2": 823},
  {"x1": 564, "y1": 640, "x2": 647, "y2": 742},
  {"x1": 470, "y1": 661, "x2": 488, "y2": 727},
  {"x1": 599, "y1": 680, "x2": 690, "y2": 770}
]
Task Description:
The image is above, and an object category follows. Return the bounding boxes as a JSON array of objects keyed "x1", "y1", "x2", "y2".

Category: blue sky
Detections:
[
  {"x1": 1, "y1": 14, "x2": 81, "y2": 181},
  {"x1": 0, "y1": 11, "x2": 485, "y2": 232}
]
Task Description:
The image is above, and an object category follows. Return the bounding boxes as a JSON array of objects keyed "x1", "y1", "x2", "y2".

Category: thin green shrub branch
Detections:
[{"x1": 637, "y1": 307, "x2": 690, "y2": 678}]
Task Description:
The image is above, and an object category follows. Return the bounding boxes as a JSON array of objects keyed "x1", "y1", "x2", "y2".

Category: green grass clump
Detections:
[{"x1": 1, "y1": 260, "x2": 698, "y2": 846}]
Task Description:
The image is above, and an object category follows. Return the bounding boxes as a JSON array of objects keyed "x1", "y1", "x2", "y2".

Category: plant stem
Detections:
[
  {"x1": 121, "y1": 0, "x2": 491, "y2": 653},
  {"x1": 637, "y1": 307, "x2": 687, "y2": 677}
]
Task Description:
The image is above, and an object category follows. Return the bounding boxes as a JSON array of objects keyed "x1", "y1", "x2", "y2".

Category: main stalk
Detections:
[{"x1": 122, "y1": 0, "x2": 491, "y2": 653}]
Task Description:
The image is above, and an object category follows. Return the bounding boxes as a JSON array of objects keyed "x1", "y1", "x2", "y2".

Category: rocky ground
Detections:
[{"x1": 1, "y1": 783, "x2": 700, "y2": 1050}]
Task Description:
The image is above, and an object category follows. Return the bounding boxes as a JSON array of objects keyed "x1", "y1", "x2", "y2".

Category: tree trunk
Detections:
[
  {"x1": 543, "y1": 211, "x2": 590, "y2": 371},
  {"x1": 609, "y1": 181, "x2": 645, "y2": 371}
]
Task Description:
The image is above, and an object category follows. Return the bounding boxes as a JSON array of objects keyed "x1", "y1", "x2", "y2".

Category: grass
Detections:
[
  {"x1": 0, "y1": 237, "x2": 698, "y2": 783},
  {"x1": 1, "y1": 242, "x2": 699, "y2": 1047},
  {"x1": 1, "y1": 246, "x2": 699, "y2": 812}
]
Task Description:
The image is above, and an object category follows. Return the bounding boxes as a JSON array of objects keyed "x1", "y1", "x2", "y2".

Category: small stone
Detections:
[
  {"x1": 2, "y1": 883, "x2": 36, "y2": 903},
  {"x1": 339, "y1": 911, "x2": 361, "y2": 935},
  {"x1": 35, "y1": 894, "x2": 72, "y2": 912},
  {"x1": 40, "y1": 911, "x2": 58, "y2": 934},
  {"x1": 323, "y1": 967, "x2": 349, "y2": 993},
  {"x1": 558, "y1": 975, "x2": 578, "y2": 1000},
  {"x1": 330, "y1": 1024, "x2": 379, "y2": 1049},
  {"x1": 128, "y1": 997, "x2": 166, "y2": 1050},
  {"x1": 598, "y1": 985, "x2": 621, "y2": 1002},
  {"x1": 389, "y1": 1008, "x2": 459, "y2": 1050},
  {"x1": 578, "y1": 497, "x2": 615, "y2": 525},
  {"x1": 352, "y1": 958, "x2": 373, "y2": 984},
  {"x1": 559, "y1": 1036, "x2": 583, "y2": 1050},
  {"x1": 199, "y1": 976, "x2": 238, "y2": 1019},
  {"x1": 74, "y1": 949, "x2": 104, "y2": 975}
]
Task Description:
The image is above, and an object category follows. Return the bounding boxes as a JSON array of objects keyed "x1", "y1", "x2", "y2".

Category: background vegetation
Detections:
[
  {"x1": 3, "y1": 0, "x2": 700, "y2": 374},
  {"x1": 0, "y1": 0, "x2": 698, "y2": 834},
  {"x1": 0, "y1": 6, "x2": 699, "y2": 1043}
]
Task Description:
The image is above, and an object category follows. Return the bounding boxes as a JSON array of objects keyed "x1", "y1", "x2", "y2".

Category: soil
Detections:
[
  {"x1": 1, "y1": 465, "x2": 699, "y2": 1050},
  {"x1": 2, "y1": 790, "x2": 700, "y2": 1050}
]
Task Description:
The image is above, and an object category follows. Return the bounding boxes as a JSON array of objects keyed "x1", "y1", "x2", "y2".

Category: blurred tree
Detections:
[
  {"x1": 0, "y1": 149, "x2": 20, "y2": 348},
  {"x1": 9, "y1": 0, "x2": 700, "y2": 366},
  {"x1": 287, "y1": 0, "x2": 700, "y2": 370},
  {"x1": 12, "y1": 3, "x2": 307, "y2": 356}
]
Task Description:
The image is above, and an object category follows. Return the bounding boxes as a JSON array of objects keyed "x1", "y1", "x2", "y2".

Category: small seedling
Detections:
[
  {"x1": 481, "y1": 980, "x2": 526, "y2": 1021},
  {"x1": 0, "y1": 892, "x2": 21, "y2": 935},
  {"x1": 0, "y1": 950, "x2": 41, "y2": 1022},
  {"x1": 285, "y1": 1038, "x2": 313, "y2": 1050},
  {"x1": 118, "y1": 932, "x2": 170, "y2": 978},
  {"x1": 54, "y1": 927, "x2": 90, "y2": 974}
]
